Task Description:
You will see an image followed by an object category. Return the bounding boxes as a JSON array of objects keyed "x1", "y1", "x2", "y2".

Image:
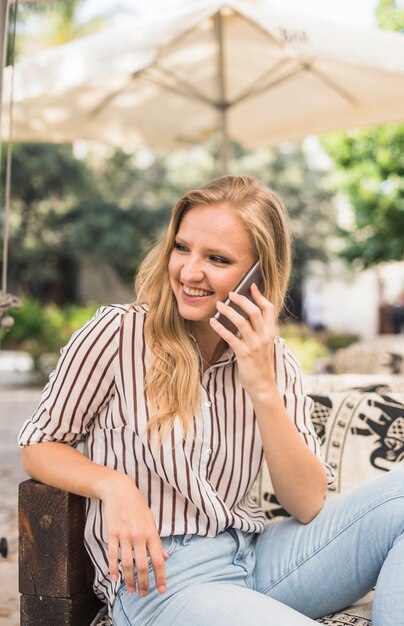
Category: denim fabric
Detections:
[{"x1": 112, "y1": 468, "x2": 404, "y2": 626}]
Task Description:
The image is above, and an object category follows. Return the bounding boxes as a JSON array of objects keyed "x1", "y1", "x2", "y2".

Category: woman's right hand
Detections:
[
  {"x1": 99, "y1": 472, "x2": 168, "y2": 596},
  {"x1": 21, "y1": 443, "x2": 166, "y2": 596}
]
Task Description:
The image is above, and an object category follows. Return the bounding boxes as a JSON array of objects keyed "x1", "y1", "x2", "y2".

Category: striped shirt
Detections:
[{"x1": 18, "y1": 304, "x2": 334, "y2": 611}]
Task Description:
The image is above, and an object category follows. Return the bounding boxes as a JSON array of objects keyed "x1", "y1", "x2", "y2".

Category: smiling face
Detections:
[{"x1": 168, "y1": 203, "x2": 256, "y2": 333}]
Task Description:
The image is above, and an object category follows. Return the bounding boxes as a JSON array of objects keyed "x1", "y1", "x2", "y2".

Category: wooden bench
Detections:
[{"x1": 19, "y1": 479, "x2": 105, "y2": 626}]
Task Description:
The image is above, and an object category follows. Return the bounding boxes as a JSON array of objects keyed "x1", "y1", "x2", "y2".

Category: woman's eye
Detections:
[
  {"x1": 174, "y1": 242, "x2": 188, "y2": 252},
  {"x1": 210, "y1": 256, "x2": 230, "y2": 264}
]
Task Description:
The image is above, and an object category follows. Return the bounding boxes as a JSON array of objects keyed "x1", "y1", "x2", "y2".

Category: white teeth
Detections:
[{"x1": 183, "y1": 285, "x2": 211, "y2": 297}]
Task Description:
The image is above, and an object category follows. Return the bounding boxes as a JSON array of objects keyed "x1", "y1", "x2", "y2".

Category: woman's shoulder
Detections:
[
  {"x1": 274, "y1": 335, "x2": 302, "y2": 368},
  {"x1": 80, "y1": 304, "x2": 149, "y2": 338},
  {"x1": 96, "y1": 303, "x2": 149, "y2": 319},
  {"x1": 274, "y1": 335, "x2": 286, "y2": 353}
]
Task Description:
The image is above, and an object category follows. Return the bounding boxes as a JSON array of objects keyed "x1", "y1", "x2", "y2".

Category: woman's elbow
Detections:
[
  {"x1": 20, "y1": 442, "x2": 50, "y2": 478},
  {"x1": 20, "y1": 444, "x2": 36, "y2": 475},
  {"x1": 296, "y1": 499, "x2": 325, "y2": 525}
]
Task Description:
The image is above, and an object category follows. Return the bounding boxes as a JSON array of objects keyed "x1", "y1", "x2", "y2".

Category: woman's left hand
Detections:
[{"x1": 210, "y1": 283, "x2": 277, "y2": 396}]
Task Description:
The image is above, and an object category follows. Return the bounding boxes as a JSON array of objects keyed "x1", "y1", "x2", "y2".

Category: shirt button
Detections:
[
  {"x1": 206, "y1": 448, "x2": 212, "y2": 455},
  {"x1": 204, "y1": 401, "x2": 212, "y2": 408}
]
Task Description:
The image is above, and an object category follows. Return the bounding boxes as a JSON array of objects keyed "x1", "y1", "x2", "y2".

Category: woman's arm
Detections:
[
  {"x1": 211, "y1": 284, "x2": 328, "y2": 524},
  {"x1": 245, "y1": 387, "x2": 328, "y2": 523},
  {"x1": 21, "y1": 442, "x2": 167, "y2": 597}
]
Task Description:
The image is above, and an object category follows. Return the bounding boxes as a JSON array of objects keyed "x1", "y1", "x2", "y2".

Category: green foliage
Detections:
[
  {"x1": 2, "y1": 143, "x2": 94, "y2": 302},
  {"x1": 280, "y1": 323, "x2": 359, "y2": 373},
  {"x1": 1, "y1": 298, "x2": 98, "y2": 366},
  {"x1": 323, "y1": 332, "x2": 360, "y2": 352},
  {"x1": 321, "y1": 1, "x2": 404, "y2": 268},
  {"x1": 280, "y1": 324, "x2": 329, "y2": 373},
  {"x1": 10, "y1": 0, "x2": 108, "y2": 61},
  {"x1": 323, "y1": 125, "x2": 404, "y2": 266},
  {"x1": 376, "y1": 0, "x2": 404, "y2": 31}
]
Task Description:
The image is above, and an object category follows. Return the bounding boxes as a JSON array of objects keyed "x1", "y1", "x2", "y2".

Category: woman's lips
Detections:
[
  {"x1": 182, "y1": 284, "x2": 213, "y2": 297},
  {"x1": 181, "y1": 284, "x2": 214, "y2": 302}
]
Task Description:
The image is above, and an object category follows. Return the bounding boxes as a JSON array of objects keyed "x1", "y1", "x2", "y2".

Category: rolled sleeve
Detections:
[
  {"x1": 18, "y1": 306, "x2": 121, "y2": 448},
  {"x1": 275, "y1": 338, "x2": 335, "y2": 486}
]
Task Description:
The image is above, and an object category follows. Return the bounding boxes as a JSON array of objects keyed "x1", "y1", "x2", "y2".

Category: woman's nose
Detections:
[{"x1": 180, "y1": 258, "x2": 204, "y2": 283}]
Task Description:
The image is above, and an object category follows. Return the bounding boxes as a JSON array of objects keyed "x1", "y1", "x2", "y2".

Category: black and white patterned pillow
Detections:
[{"x1": 255, "y1": 391, "x2": 404, "y2": 520}]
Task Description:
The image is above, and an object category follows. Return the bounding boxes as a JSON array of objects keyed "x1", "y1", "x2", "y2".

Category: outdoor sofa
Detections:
[{"x1": 19, "y1": 372, "x2": 404, "y2": 626}]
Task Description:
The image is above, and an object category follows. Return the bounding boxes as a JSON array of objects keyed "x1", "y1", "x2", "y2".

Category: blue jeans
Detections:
[{"x1": 112, "y1": 468, "x2": 404, "y2": 626}]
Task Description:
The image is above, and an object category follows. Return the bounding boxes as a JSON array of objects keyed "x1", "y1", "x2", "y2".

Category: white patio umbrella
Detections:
[{"x1": 2, "y1": 0, "x2": 404, "y2": 173}]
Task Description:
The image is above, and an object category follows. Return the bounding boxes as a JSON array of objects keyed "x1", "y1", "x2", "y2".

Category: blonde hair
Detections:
[{"x1": 134, "y1": 175, "x2": 291, "y2": 440}]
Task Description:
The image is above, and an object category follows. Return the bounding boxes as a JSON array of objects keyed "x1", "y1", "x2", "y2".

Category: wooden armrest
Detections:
[{"x1": 19, "y1": 479, "x2": 104, "y2": 626}]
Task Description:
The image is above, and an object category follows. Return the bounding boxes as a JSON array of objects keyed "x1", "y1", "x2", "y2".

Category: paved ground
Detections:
[{"x1": 0, "y1": 383, "x2": 42, "y2": 626}]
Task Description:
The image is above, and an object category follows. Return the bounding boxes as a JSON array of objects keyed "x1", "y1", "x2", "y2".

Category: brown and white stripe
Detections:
[{"x1": 18, "y1": 304, "x2": 334, "y2": 611}]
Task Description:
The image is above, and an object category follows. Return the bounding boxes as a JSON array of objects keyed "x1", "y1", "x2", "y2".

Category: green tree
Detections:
[
  {"x1": 322, "y1": 0, "x2": 404, "y2": 268},
  {"x1": 12, "y1": 0, "x2": 107, "y2": 59},
  {"x1": 376, "y1": 0, "x2": 404, "y2": 30},
  {"x1": 2, "y1": 143, "x2": 95, "y2": 302},
  {"x1": 1, "y1": 144, "x2": 179, "y2": 303}
]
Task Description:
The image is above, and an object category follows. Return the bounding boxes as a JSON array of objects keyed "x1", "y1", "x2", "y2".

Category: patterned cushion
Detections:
[
  {"x1": 303, "y1": 374, "x2": 404, "y2": 394},
  {"x1": 254, "y1": 390, "x2": 404, "y2": 519},
  {"x1": 323, "y1": 338, "x2": 404, "y2": 375}
]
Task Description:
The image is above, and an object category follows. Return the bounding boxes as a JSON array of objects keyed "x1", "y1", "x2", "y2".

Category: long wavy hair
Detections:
[{"x1": 134, "y1": 175, "x2": 291, "y2": 440}]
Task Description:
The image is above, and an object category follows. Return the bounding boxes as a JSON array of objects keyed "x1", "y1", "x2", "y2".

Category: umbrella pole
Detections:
[
  {"x1": 0, "y1": 0, "x2": 10, "y2": 134},
  {"x1": 218, "y1": 106, "x2": 229, "y2": 176},
  {"x1": 214, "y1": 12, "x2": 229, "y2": 176}
]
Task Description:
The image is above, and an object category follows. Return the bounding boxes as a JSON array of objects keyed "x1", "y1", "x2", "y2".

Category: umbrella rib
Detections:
[
  {"x1": 230, "y1": 57, "x2": 295, "y2": 105},
  {"x1": 147, "y1": 63, "x2": 218, "y2": 106},
  {"x1": 308, "y1": 64, "x2": 357, "y2": 105},
  {"x1": 231, "y1": 64, "x2": 305, "y2": 106},
  {"x1": 89, "y1": 68, "x2": 147, "y2": 117},
  {"x1": 89, "y1": 63, "x2": 217, "y2": 120},
  {"x1": 231, "y1": 62, "x2": 357, "y2": 108}
]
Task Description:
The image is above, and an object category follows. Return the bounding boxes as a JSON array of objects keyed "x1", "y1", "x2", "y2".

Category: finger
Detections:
[
  {"x1": 120, "y1": 540, "x2": 136, "y2": 593},
  {"x1": 133, "y1": 544, "x2": 150, "y2": 597},
  {"x1": 108, "y1": 535, "x2": 119, "y2": 582},
  {"x1": 228, "y1": 291, "x2": 265, "y2": 333},
  {"x1": 148, "y1": 537, "x2": 167, "y2": 594},
  {"x1": 250, "y1": 283, "x2": 276, "y2": 328},
  {"x1": 210, "y1": 315, "x2": 243, "y2": 349},
  {"x1": 250, "y1": 282, "x2": 267, "y2": 306},
  {"x1": 215, "y1": 298, "x2": 258, "y2": 338}
]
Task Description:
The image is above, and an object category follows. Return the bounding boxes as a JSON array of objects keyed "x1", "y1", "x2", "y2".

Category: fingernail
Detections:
[
  {"x1": 139, "y1": 590, "x2": 148, "y2": 598},
  {"x1": 158, "y1": 585, "x2": 166, "y2": 594}
]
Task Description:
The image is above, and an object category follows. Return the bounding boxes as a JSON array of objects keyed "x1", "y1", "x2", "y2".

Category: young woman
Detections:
[{"x1": 19, "y1": 176, "x2": 404, "y2": 626}]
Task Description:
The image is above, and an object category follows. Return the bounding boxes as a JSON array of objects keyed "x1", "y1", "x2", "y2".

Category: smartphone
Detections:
[{"x1": 212, "y1": 261, "x2": 264, "y2": 335}]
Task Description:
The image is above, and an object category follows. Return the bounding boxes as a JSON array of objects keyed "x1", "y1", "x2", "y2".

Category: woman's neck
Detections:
[{"x1": 190, "y1": 322, "x2": 227, "y2": 367}]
